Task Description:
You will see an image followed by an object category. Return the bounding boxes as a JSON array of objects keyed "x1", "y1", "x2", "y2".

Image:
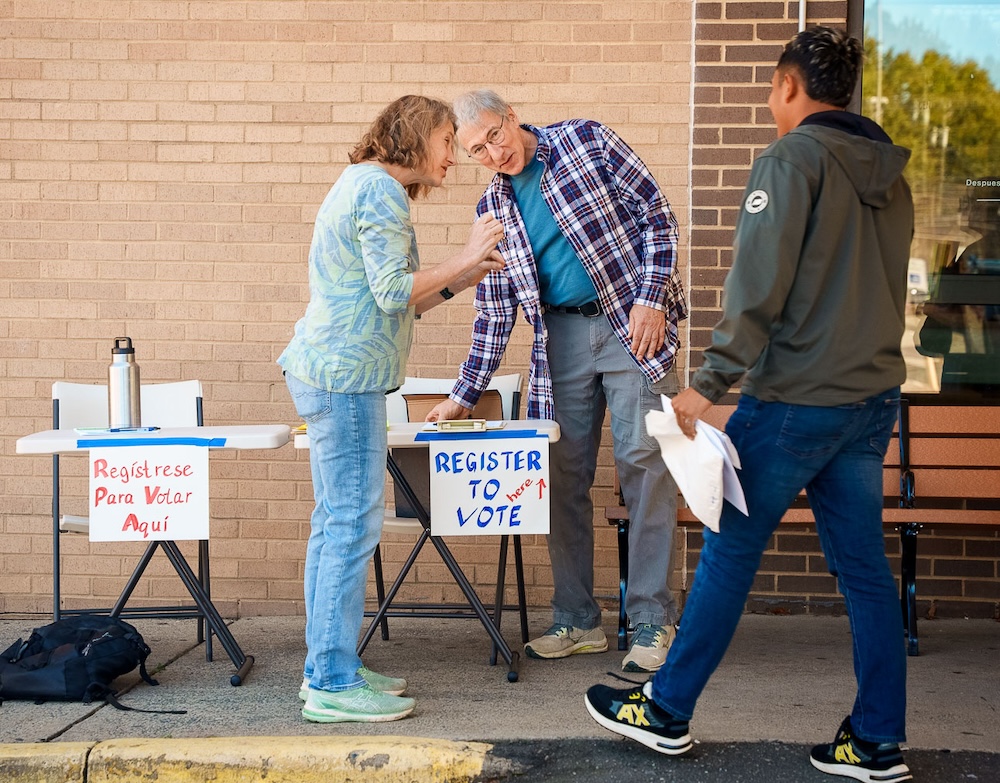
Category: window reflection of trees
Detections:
[{"x1": 862, "y1": 2, "x2": 1000, "y2": 398}]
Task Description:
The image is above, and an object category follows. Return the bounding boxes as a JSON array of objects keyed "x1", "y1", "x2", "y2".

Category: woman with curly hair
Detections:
[{"x1": 279, "y1": 95, "x2": 505, "y2": 723}]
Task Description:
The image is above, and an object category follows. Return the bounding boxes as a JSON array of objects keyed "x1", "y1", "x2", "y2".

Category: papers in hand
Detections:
[{"x1": 645, "y1": 396, "x2": 747, "y2": 532}]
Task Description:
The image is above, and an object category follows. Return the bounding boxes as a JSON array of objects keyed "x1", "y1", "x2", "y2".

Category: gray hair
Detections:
[{"x1": 453, "y1": 89, "x2": 511, "y2": 129}]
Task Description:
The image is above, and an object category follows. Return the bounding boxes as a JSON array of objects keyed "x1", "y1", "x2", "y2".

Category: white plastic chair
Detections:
[
  {"x1": 50, "y1": 381, "x2": 211, "y2": 650},
  {"x1": 364, "y1": 373, "x2": 530, "y2": 654}
]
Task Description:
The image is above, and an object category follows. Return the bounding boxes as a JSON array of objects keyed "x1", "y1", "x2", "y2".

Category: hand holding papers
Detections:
[{"x1": 644, "y1": 396, "x2": 747, "y2": 532}]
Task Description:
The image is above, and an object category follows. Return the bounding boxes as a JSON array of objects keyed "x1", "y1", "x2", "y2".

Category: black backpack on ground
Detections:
[{"x1": 0, "y1": 615, "x2": 164, "y2": 710}]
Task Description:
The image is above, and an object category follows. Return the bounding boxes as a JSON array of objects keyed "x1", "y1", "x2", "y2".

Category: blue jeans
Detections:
[
  {"x1": 544, "y1": 310, "x2": 680, "y2": 629},
  {"x1": 285, "y1": 372, "x2": 386, "y2": 693},
  {"x1": 651, "y1": 389, "x2": 907, "y2": 744}
]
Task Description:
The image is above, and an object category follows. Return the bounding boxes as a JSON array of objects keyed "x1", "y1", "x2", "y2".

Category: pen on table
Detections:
[{"x1": 108, "y1": 426, "x2": 160, "y2": 433}]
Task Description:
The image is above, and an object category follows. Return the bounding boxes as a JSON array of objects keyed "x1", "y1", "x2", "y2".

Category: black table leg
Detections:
[
  {"x1": 159, "y1": 541, "x2": 254, "y2": 685},
  {"x1": 371, "y1": 451, "x2": 520, "y2": 681}
]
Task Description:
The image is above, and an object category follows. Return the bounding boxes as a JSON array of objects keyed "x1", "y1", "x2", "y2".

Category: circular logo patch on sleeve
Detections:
[{"x1": 745, "y1": 189, "x2": 769, "y2": 214}]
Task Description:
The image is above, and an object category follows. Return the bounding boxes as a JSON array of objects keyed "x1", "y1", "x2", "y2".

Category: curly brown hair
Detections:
[{"x1": 349, "y1": 95, "x2": 456, "y2": 199}]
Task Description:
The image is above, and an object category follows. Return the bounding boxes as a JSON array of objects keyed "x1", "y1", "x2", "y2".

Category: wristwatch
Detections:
[{"x1": 439, "y1": 287, "x2": 455, "y2": 300}]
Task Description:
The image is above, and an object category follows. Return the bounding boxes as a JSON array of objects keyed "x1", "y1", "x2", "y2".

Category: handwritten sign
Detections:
[
  {"x1": 88, "y1": 445, "x2": 209, "y2": 542},
  {"x1": 429, "y1": 434, "x2": 550, "y2": 536}
]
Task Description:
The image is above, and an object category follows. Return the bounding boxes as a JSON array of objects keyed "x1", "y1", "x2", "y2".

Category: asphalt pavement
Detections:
[{"x1": 0, "y1": 610, "x2": 997, "y2": 782}]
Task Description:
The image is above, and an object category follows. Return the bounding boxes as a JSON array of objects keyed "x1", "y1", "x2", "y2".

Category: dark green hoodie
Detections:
[{"x1": 692, "y1": 111, "x2": 914, "y2": 406}]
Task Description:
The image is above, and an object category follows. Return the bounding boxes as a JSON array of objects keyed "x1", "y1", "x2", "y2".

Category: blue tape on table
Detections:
[
  {"x1": 76, "y1": 437, "x2": 227, "y2": 448},
  {"x1": 415, "y1": 429, "x2": 540, "y2": 442}
]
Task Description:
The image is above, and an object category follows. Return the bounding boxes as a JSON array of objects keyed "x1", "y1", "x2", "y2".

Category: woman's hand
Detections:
[
  {"x1": 462, "y1": 213, "x2": 505, "y2": 266},
  {"x1": 452, "y1": 250, "x2": 505, "y2": 292},
  {"x1": 408, "y1": 213, "x2": 504, "y2": 310}
]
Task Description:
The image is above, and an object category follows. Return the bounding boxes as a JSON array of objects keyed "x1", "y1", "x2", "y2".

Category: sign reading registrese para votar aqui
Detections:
[
  {"x1": 88, "y1": 445, "x2": 209, "y2": 542},
  {"x1": 429, "y1": 433, "x2": 550, "y2": 536}
]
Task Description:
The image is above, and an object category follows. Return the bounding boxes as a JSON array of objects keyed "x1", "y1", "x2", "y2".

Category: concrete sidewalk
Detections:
[{"x1": 1, "y1": 611, "x2": 997, "y2": 781}]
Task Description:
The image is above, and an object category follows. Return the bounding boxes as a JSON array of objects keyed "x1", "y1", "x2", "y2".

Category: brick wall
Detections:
[
  {"x1": 0, "y1": 0, "x2": 693, "y2": 618},
  {"x1": 2, "y1": 1, "x2": 996, "y2": 622}
]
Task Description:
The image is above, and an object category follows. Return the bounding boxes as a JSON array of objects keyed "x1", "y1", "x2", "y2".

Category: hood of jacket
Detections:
[{"x1": 795, "y1": 110, "x2": 911, "y2": 209}]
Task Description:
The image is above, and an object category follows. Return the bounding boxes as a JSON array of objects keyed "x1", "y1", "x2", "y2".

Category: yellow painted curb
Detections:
[
  {"x1": 87, "y1": 735, "x2": 493, "y2": 783},
  {"x1": 0, "y1": 742, "x2": 94, "y2": 783}
]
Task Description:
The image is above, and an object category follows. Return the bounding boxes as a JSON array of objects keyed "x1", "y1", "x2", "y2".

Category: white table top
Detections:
[
  {"x1": 294, "y1": 419, "x2": 560, "y2": 449},
  {"x1": 16, "y1": 424, "x2": 291, "y2": 455}
]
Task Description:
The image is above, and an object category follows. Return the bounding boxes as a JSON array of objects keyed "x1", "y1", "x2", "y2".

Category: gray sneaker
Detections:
[
  {"x1": 525, "y1": 624, "x2": 608, "y2": 659},
  {"x1": 301, "y1": 683, "x2": 415, "y2": 723},
  {"x1": 299, "y1": 666, "x2": 407, "y2": 700},
  {"x1": 622, "y1": 623, "x2": 676, "y2": 672}
]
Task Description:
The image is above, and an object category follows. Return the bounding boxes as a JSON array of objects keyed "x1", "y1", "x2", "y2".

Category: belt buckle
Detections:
[{"x1": 580, "y1": 300, "x2": 601, "y2": 317}]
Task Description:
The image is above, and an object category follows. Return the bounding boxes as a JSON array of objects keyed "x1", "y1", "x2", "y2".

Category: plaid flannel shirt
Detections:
[{"x1": 452, "y1": 120, "x2": 688, "y2": 419}]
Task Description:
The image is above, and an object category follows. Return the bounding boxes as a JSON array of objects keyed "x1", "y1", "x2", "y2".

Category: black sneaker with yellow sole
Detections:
[
  {"x1": 809, "y1": 716, "x2": 912, "y2": 782},
  {"x1": 584, "y1": 681, "x2": 693, "y2": 756}
]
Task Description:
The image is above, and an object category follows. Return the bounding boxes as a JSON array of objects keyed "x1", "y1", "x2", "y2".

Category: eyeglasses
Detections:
[{"x1": 467, "y1": 115, "x2": 507, "y2": 160}]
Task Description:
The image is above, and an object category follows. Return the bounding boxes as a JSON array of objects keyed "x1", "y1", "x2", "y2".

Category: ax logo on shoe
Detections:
[
  {"x1": 835, "y1": 742, "x2": 862, "y2": 764},
  {"x1": 745, "y1": 189, "x2": 769, "y2": 213},
  {"x1": 614, "y1": 700, "x2": 651, "y2": 727}
]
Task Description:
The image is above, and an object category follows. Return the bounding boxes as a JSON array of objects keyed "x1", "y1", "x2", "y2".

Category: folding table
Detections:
[
  {"x1": 295, "y1": 419, "x2": 560, "y2": 682},
  {"x1": 16, "y1": 424, "x2": 290, "y2": 685}
]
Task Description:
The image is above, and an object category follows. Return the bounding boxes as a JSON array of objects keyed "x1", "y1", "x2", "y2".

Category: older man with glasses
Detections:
[{"x1": 425, "y1": 89, "x2": 688, "y2": 673}]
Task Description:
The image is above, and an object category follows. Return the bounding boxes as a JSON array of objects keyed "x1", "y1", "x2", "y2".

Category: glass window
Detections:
[{"x1": 863, "y1": 0, "x2": 1000, "y2": 401}]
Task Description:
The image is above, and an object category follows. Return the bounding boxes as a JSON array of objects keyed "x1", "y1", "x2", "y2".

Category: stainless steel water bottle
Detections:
[{"x1": 108, "y1": 337, "x2": 141, "y2": 428}]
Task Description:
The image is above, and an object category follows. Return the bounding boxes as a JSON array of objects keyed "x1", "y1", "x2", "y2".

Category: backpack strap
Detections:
[
  {"x1": 99, "y1": 686, "x2": 187, "y2": 715},
  {"x1": 138, "y1": 659, "x2": 159, "y2": 687}
]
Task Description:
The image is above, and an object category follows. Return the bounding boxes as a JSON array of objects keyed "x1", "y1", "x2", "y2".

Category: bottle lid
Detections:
[{"x1": 112, "y1": 337, "x2": 135, "y2": 355}]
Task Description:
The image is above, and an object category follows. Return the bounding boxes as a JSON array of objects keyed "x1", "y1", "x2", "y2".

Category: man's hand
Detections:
[
  {"x1": 425, "y1": 398, "x2": 473, "y2": 422},
  {"x1": 671, "y1": 387, "x2": 714, "y2": 440},
  {"x1": 627, "y1": 304, "x2": 665, "y2": 359}
]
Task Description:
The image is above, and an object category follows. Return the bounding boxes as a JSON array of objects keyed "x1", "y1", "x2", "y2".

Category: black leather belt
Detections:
[{"x1": 543, "y1": 300, "x2": 602, "y2": 317}]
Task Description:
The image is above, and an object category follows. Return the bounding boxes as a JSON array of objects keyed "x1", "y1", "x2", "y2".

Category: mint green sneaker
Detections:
[
  {"x1": 299, "y1": 667, "x2": 408, "y2": 700},
  {"x1": 302, "y1": 683, "x2": 415, "y2": 723},
  {"x1": 357, "y1": 666, "x2": 407, "y2": 696}
]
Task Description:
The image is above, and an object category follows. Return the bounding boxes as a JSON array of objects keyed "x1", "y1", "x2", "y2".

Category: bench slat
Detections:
[
  {"x1": 885, "y1": 438, "x2": 1000, "y2": 467},
  {"x1": 908, "y1": 406, "x2": 1000, "y2": 433},
  {"x1": 676, "y1": 506, "x2": 1000, "y2": 526},
  {"x1": 898, "y1": 468, "x2": 1000, "y2": 498}
]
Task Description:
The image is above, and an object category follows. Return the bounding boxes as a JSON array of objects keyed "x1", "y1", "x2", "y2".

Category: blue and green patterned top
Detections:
[{"x1": 278, "y1": 163, "x2": 417, "y2": 393}]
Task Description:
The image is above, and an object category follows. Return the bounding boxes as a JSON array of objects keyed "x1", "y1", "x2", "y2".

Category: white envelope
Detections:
[{"x1": 644, "y1": 396, "x2": 748, "y2": 532}]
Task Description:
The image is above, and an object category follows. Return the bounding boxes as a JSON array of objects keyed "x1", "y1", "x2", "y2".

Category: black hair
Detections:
[{"x1": 776, "y1": 26, "x2": 863, "y2": 108}]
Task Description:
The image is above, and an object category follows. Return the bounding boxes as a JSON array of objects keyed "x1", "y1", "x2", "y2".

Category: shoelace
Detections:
[
  {"x1": 630, "y1": 624, "x2": 664, "y2": 648},
  {"x1": 606, "y1": 671, "x2": 647, "y2": 686}
]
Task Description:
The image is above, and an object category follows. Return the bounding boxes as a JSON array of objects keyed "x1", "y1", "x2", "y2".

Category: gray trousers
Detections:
[{"x1": 544, "y1": 310, "x2": 680, "y2": 630}]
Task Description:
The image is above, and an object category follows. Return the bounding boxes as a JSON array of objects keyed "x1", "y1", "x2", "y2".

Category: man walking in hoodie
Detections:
[{"x1": 585, "y1": 26, "x2": 915, "y2": 783}]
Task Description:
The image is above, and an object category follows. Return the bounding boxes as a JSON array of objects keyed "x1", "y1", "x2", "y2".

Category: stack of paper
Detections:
[{"x1": 645, "y1": 396, "x2": 747, "y2": 532}]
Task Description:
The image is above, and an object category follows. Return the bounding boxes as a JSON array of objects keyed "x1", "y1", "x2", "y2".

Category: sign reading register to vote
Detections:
[
  {"x1": 88, "y1": 445, "x2": 209, "y2": 542},
  {"x1": 429, "y1": 435, "x2": 550, "y2": 537}
]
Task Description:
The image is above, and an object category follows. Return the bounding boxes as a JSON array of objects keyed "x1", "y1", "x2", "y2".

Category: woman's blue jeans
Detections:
[
  {"x1": 651, "y1": 389, "x2": 907, "y2": 744},
  {"x1": 285, "y1": 372, "x2": 386, "y2": 693}
]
